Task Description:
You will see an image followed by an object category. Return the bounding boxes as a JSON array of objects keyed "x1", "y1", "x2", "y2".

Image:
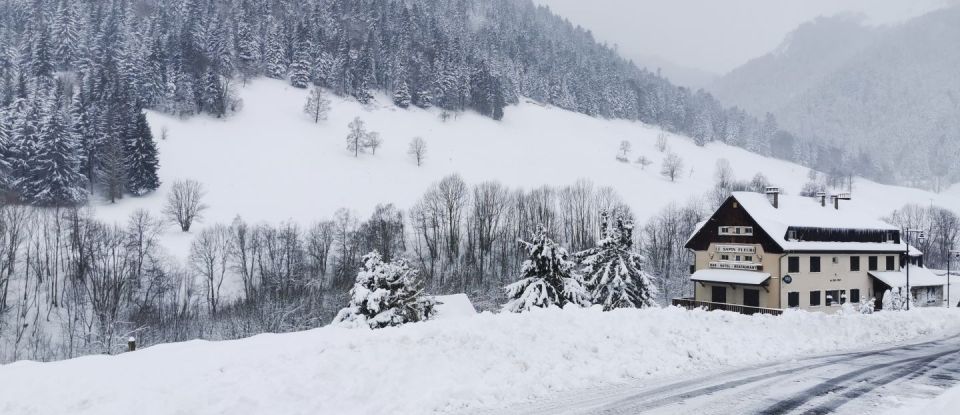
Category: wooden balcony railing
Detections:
[{"x1": 671, "y1": 298, "x2": 783, "y2": 316}]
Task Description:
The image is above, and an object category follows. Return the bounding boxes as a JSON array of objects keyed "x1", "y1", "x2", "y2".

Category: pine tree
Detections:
[
  {"x1": 504, "y1": 226, "x2": 591, "y2": 312},
  {"x1": 124, "y1": 111, "x2": 160, "y2": 195},
  {"x1": 23, "y1": 90, "x2": 87, "y2": 205},
  {"x1": 576, "y1": 211, "x2": 657, "y2": 310},
  {"x1": 393, "y1": 80, "x2": 411, "y2": 108},
  {"x1": 264, "y1": 23, "x2": 287, "y2": 79},
  {"x1": 52, "y1": 0, "x2": 79, "y2": 69},
  {"x1": 303, "y1": 85, "x2": 331, "y2": 123},
  {"x1": 333, "y1": 252, "x2": 436, "y2": 329},
  {"x1": 289, "y1": 23, "x2": 311, "y2": 88}
]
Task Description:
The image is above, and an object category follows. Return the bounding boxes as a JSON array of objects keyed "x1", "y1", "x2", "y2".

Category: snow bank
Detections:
[
  {"x1": 884, "y1": 382, "x2": 960, "y2": 414},
  {"x1": 433, "y1": 294, "x2": 477, "y2": 320},
  {"x1": 1, "y1": 307, "x2": 959, "y2": 415}
]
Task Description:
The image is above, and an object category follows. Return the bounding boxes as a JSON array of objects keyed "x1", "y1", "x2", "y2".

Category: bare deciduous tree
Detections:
[
  {"x1": 656, "y1": 132, "x2": 669, "y2": 153},
  {"x1": 346, "y1": 117, "x2": 367, "y2": 157},
  {"x1": 660, "y1": 153, "x2": 684, "y2": 182},
  {"x1": 617, "y1": 140, "x2": 632, "y2": 162},
  {"x1": 364, "y1": 131, "x2": 383, "y2": 155},
  {"x1": 164, "y1": 180, "x2": 208, "y2": 232},
  {"x1": 190, "y1": 224, "x2": 229, "y2": 316},
  {"x1": 408, "y1": 137, "x2": 427, "y2": 166},
  {"x1": 636, "y1": 155, "x2": 652, "y2": 170},
  {"x1": 303, "y1": 86, "x2": 331, "y2": 123}
]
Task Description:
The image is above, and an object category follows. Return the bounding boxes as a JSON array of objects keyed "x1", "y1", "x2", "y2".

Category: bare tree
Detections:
[
  {"x1": 714, "y1": 158, "x2": 733, "y2": 189},
  {"x1": 364, "y1": 131, "x2": 383, "y2": 155},
  {"x1": 190, "y1": 224, "x2": 229, "y2": 316},
  {"x1": 303, "y1": 86, "x2": 331, "y2": 123},
  {"x1": 164, "y1": 180, "x2": 208, "y2": 232},
  {"x1": 655, "y1": 132, "x2": 669, "y2": 153},
  {"x1": 408, "y1": 137, "x2": 427, "y2": 166},
  {"x1": 636, "y1": 155, "x2": 652, "y2": 170},
  {"x1": 617, "y1": 140, "x2": 632, "y2": 162},
  {"x1": 660, "y1": 153, "x2": 684, "y2": 182},
  {"x1": 346, "y1": 117, "x2": 367, "y2": 157}
]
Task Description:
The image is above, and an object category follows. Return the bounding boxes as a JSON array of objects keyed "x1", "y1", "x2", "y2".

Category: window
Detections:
[
  {"x1": 735, "y1": 227, "x2": 741, "y2": 234},
  {"x1": 826, "y1": 290, "x2": 840, "y2": 306},
  {"x1": 886, "y1": 256, "x2": 895, "y2": 271},
  {"x1": 868, "y1": 256, "x2": 878, "y2": 271},
  {"x1": 788, "y1": 292, "x2": 800, "y2": 308},
  {"x1": 735, "y1": 255, "x2": 742, "y2": 262},
  {"x1": 720, "y1": 227, "x2": 730, "y2": 234},
  {"x1": 810, "y1": 256, "x2": 821, "y2": 273},
  {"x1": 810, "y1": 291, "x2": 821, "y2": 306},
  {"x1": 787, "y1": 230, "x2": 797, "y2": 240},
  {"x1": 788, "y1": 257, "x2": 800, "y2": 273},
  {"x1": 721, "y1": 254, "x2": 729, "y2": 261},
  {"x1": 850, "y1": 256, "x2": 860, "y2": 272},
  {"x1": 712, "y1": 286, "x2": 727, "y2": 303},
  {"x1": 851, "y1": 289, "x2": 861, "y2": 304},
  {"x1": 745, "y1": 256, "x2": 753, "y2": 262},
  {"x1": 744, "y1": 227, "x2": 753, "y2": 235},
  {"x1": 832, "y1": 257, "x2": 839, "y2": 264}
]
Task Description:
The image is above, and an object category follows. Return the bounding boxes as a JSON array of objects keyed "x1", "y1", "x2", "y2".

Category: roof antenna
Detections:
[{"x1": 765, "y1": 187, "x2": 781, "y2": 209}]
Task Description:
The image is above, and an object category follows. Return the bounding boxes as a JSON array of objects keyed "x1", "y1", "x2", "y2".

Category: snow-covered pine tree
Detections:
[
  {"x1": 23, "y1": 89, "x2": 87, "y2": 206},
  {"x1": 393, "y1": 80, "x2": 411, "y2": 108},
  {"x1": 124, "y1": 111, "x2": 160, "y2": 195},
  {"x1": 576, "y1": 210, "x2": 657, "y2": 310},
  {"x1": 333, "y1": 251, "x2": 436, "y2": 329},
  {"x1": 303, "y1": 85, "x2": 331, "y2": 123},
  {"x1": 264, "y1": 22, "x2": 287, "y2": 79},
  {"x1": 289, "y1": 23, "x2": 311, "y2": 88},
  {"x1": 504, "y1": 226, "x2": 591, "y2": 312}
]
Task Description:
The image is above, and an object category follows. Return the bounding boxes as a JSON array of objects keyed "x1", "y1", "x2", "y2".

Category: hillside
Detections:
[
  {"x1": 710, "y1": 7, "x2": 960, "y2": 188},
  {"x1": 96, "y1": 78, "x2": 960, "y2": 258}
]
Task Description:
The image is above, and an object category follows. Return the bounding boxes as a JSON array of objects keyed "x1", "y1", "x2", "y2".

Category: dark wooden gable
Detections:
[{"x1": 685, "y1": 195, "x2": 784, "y2": 253}]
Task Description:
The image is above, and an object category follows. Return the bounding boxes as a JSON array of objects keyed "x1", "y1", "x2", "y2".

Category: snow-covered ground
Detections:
[
  {"x1": 1, "y1": 307, "x2": 958, "y2": 415},
  {"x1": 91, "y1": 78, "x2": 960, "y2": 259},
  {"x1": 885, "y1": 382, "x2": 960, "y2": 414}
]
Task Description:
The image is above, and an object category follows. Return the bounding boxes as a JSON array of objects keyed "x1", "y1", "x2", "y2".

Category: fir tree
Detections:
[
  {"x1": 504, "y1": 226, "x2": 591, "y2": 312},
  {"x1": 576, "y1": 211, "x2": 657, "y2": 310},
  {"x1": 333, "y1": 252, "x2": 436, "y2": 329},
  {"x1": 23, "y1": 90, "x2": 87, "y2": 205},
  {"x1": 124, "y1": 111, "x2": 160, "y2": 195},
  {"x1": 393, "y1": 80, "x2": 411, "y2": 108}
]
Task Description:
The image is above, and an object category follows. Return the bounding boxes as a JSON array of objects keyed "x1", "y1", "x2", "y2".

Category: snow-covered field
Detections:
[
  {"x1": 1, "y1": 307, "x2": 958, "y2": 415},
  {"x1": 92, "y1": 78, "x2": 960, "y2": 259},
  {"x1": 887, "y1": 383, "x2": 960, "y2": 414}
]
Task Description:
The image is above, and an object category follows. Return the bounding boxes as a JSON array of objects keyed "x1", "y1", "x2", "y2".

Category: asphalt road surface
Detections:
[{"x1": 487, "y1": 334, "x2": 960, "y2": 415}]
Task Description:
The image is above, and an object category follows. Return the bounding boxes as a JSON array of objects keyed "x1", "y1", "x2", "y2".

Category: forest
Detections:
[{"x1": 0, "y1": 0, "x2": 862, "y2": 208}]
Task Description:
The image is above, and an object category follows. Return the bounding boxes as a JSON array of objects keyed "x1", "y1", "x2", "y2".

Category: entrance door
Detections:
[
  {"x1": 744, "y1": 289, "x2": 760, "y2": 308},
  {"x1": 711, "y1": 286, "x2": 727, "y2": 303}
]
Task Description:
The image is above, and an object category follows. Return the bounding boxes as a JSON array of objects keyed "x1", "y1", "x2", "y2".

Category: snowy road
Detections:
[{"x1": 487, "y1": 334, "x2": 960, "y2": 415}]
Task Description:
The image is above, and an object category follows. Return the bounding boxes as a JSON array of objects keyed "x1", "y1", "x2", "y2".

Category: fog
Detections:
[{"x1": 534, "y1": 0, "x2": 952, "y2": 84}]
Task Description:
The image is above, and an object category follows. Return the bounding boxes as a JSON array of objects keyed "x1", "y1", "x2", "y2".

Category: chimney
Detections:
[
  {"x1": 831, "y1": 193, "x2": 851, "y2": 210},
  {"x1": 816, "y1": 191, "x2": 827, "y2": 207},
  {"x1": 765, "y1": 187, "x2": 781, "y2": 208}
]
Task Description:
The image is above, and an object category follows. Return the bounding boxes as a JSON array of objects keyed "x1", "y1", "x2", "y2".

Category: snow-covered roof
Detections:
[
  {"x1": 731, "y1": 192, "x2": 905, "y2": 252},
  {"x1": 869, "y1": 267, "x2": 944, "y2": 288},
  {"x1": 690, "y1": 269, "x2": 771, "y2": 285}
]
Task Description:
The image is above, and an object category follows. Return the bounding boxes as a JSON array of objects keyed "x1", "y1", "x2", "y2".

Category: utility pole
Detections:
[{"x1": 949, "y1": 249, "x2": 960, "y2": 308}]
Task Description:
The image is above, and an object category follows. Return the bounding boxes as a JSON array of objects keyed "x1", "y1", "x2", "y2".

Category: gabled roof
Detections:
[{"x1": 729, "y1": 192, "x2": 906, "y2": 252}]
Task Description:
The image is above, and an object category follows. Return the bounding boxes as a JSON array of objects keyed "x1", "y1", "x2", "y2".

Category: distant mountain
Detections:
[{"x1": 710, "y1": 8, "x2": 960, "y2": 189}]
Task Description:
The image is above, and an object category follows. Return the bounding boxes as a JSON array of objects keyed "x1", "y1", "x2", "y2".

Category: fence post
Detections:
[{"x1": 127, "y1": 336, "x2": 136, "y2": 352}]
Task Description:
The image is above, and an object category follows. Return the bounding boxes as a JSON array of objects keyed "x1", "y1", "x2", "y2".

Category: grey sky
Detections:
[{"x1": 533, "y1": 0, "x2": 952, "y2": 79}]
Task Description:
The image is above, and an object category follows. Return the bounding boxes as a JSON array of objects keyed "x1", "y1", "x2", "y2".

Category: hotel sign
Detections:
[
  {"x1": 709, "y1": 261, "x2": 762, "y2": 271},
  {"x1": 715, "y1": 244, "x2": 756, "y2": 254}
]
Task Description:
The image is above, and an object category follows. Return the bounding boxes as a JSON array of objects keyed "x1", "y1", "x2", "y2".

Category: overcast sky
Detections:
[{"x1": 533, "y1": 0, "x2": 953, "y2": 80}]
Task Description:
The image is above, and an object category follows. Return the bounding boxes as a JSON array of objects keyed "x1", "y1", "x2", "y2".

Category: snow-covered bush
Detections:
[
  {"x1": 333, "y1": 252, "x2": 436, "y2": 329},
  {"x1": 859, "y1": 298, "x2": 876, "y2": 314},
  {"x1": 504, "y1": 226, "x2": 590, "y2": 313},
  {"x1": 576, "y1": 211, "x2": 657, "y2": 310},
  {"x1": 882, "y1": 289, "x2": 914, "y2": 311}
]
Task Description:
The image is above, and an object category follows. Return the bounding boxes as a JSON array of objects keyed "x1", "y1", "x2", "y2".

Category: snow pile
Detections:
[
  {"x1": 2, "y1": 307, "x2": 959, "y2": 415},
  {"x1": 432, "y1": 294, "x2": 477, "y2": 320}
]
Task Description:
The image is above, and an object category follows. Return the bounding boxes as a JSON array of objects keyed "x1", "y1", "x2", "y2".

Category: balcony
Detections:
[{"x1": 671, "y1": 297, "x2": 783, "y2": 316}]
